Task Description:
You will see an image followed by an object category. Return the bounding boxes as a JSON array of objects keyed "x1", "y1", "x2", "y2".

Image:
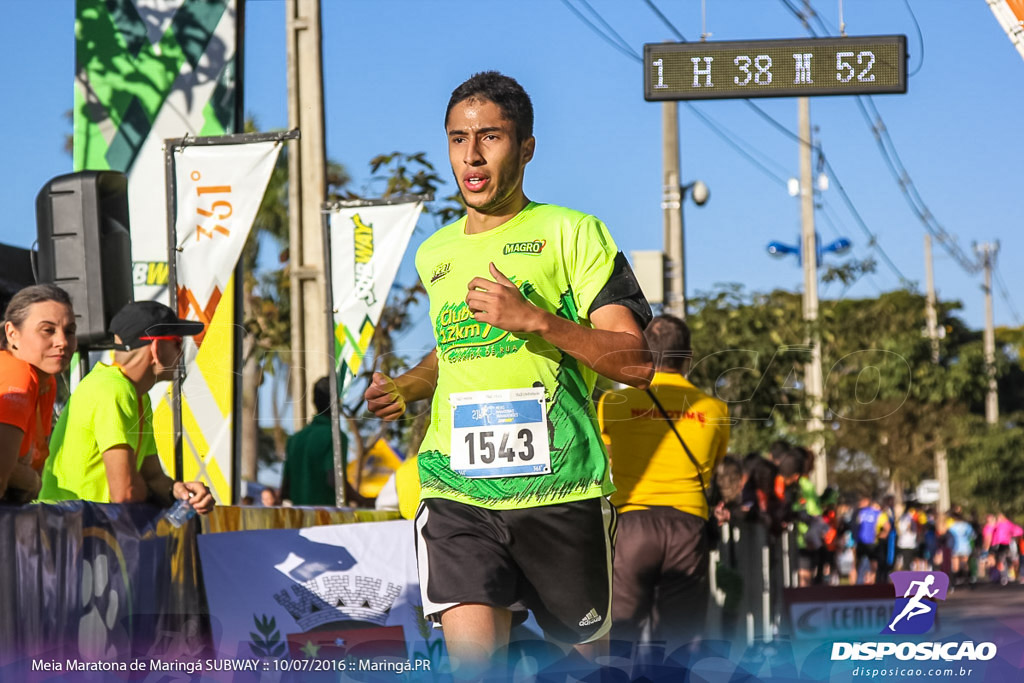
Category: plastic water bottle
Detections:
[{"x1": 165, "y1": 497, "x2": 196, "y2": 528}]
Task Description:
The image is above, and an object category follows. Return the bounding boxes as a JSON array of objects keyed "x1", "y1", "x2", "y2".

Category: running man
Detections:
[
  {"x1": 888, "y1": 574, "x2": 939, "y2": 631},
  {"x1": 364, "y1": 72, "x2": 653, "y2": 675}
]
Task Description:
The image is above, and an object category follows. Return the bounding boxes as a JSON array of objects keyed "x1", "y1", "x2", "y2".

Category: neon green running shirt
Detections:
[
  {"x1": 40, "y1": 362, "x2": 153, "y2": 503},
  {"x1": 414, "y1": 202, "x2": 619, "y2": 509}
]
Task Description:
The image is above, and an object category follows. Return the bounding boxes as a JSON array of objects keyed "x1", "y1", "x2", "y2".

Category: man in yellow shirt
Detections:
[{"x1": 598, "y1": 314, "x2": 729, "y2": 649}]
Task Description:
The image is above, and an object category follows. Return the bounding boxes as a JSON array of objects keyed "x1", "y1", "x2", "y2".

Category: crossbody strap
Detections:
[{"x1": 645, "y1": 388, "x2": 711, "y2": 508}]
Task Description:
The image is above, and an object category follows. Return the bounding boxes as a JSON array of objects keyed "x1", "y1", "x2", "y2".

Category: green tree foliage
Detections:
[
  {"x1": 686, "y1": 285, "x2": 1021, "y2": 504},
  {"x1": 949, "y1": 412, "x2": 1024, "y2": 519}
]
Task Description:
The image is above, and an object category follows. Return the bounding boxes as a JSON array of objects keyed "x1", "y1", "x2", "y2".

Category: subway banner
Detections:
[
  {"x1": 988, "y1": 0, "x2": 1024, "y2": 62},
  {"x1": 73, "y1": 0, "x2": 239, "y2": 303},
  {"x1": 327, "y1": 202, "x2": 424, "y2": 395},
  {"x1": 152, "y1": 138, "x2": 283, "y2": 504}
]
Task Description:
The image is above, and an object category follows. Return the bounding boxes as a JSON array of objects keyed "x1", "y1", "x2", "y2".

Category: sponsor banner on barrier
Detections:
[
  {"x1": 327, "y1": 202, "x2": 423, "y2": 395},
  {"x1": 73, "y1": 0, "x2": 239, "y2": 304},
  {"x1": 197, "y1": 519, "x2": 445, "y2": 672}
]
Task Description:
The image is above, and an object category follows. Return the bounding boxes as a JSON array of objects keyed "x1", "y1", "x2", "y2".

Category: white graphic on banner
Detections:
[
  {"x1": 197, "y1": 520, "x2": 445, "y2": 666},
  {"x1": 328, "y1": 203, "x2": 423, "y2": 395},
  {"x1": 175, "y1": 141, "x2": 281, "y2": 312}
]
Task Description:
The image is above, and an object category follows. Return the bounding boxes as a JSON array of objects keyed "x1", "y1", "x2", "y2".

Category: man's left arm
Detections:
[
  {"x1": 466, "y1": 263, "x2": 653, "y2": 388},
  {"x1": 138, "y1": 454, "x2": 215, "y2": 514}
]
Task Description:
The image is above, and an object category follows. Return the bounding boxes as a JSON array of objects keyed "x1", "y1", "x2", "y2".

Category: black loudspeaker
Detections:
[{"x1": 35, "y1": 171, "x2": 134, "y2": 346}]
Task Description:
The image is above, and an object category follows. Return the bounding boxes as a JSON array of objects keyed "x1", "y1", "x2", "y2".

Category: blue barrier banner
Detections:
[
  {"x1": 197, "y1": 519, "x2": 446, "y2": 678},
  {"x1": 0, "y1": 501, "x2": 210, "y2": 678}
]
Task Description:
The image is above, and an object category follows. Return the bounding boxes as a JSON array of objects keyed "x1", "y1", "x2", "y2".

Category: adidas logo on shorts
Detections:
[{"x1": 578, "y1": 608, "x2": 602, "y2": 627}]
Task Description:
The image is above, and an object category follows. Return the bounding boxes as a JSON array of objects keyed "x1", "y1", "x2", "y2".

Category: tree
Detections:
[
  {"x1": 239, "y1": 119, "x2": 351, "y2": 481},
  {"x1": 949, "y1": 411, "x2": 1024, "y2": 519},
  {"x1": 686, "y1": 285, "x2": 1018, "y2": 505}
]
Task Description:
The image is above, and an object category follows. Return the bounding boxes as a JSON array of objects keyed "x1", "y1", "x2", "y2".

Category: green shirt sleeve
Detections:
[{"x1": 568, "y1": 215, "x2": 618, "y2": 321}]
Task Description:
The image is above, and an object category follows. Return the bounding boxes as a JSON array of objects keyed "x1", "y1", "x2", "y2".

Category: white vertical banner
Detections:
[
  {"x1": 328, "y1": 202, "x2": 423, "y2": 395},
  {"x1": 155, "y1": 139, "x2": 282, "y2": 503},
  {"x1": 175, "y1": 141, "x2": 282, "y2": 315}
]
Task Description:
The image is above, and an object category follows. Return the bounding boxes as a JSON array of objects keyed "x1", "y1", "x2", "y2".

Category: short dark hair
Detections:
[
  {"x1": 769, "y1": 440, "x2": 791, "y2": 463},
  {"x1": 313, "y1": 376, "x2": 332, "y2": 416},
  {"x1": 445, "y1": 71, "x2": 534, "y2": 144},
  {"x1": 644, "y1": 315, "x2": 691, "y2": 372},
  {"x1": 2, "y1": 284, "x2": 73, "y2": 350},
  {"x1": 777, "y1": 450, "x2": 806, "y2": 479}
]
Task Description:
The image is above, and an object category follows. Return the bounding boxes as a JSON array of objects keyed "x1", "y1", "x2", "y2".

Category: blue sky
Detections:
[{"x1": 2, "y1": 0, "x2": 1021, "y2": 345}]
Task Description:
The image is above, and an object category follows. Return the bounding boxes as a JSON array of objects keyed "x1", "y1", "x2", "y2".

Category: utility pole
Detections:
[
  {"x1": 662, "y1": 101, "x2": 685, "y2": 319},
  {"x1": 977, "y1": 242, "x2": 1001, "y2": 425},
  {"x1": 798, "y1": 97, "x2": 827, "y2": 493},
  {"x1": 924, "y1": 234, "x2": 950, "y2": 525},
  {"x1": 924, "y1": 234, "x2": 940, "y2": 364},
  {"x1": 286, "y1": 0, "x2": 328, "y2": 431}
]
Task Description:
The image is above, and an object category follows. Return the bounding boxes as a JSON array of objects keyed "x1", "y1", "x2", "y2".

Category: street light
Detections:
[{"x1": 766, "y1": 233, "x2": 851, "y2": 267}]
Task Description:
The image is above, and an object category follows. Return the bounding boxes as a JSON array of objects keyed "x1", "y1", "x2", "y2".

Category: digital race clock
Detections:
[{"x1": 644, "y1": 35, "x2": 907, "y2": 101}]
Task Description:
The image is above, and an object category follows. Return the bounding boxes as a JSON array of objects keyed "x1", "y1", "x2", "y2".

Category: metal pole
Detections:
[
  {"x1": 662, "y1": 101, "x2": 685, "y2": 318},
  {"x1": 980, "y1": 242, "x2": 1000, "y2": 424},
  {"x1": 799, "y1": 97, "x2": 827, "y2": 493},
  {"x1": 231, "y1": 0, "x2": 245, "y2": 505},
  {"x1": 321, "y1": 208, "x2": 348, "y2": 507},
  {"x1": 164, "y1": 142, "x2": 184, "y2": 481},
  {"x1": 286, "y1": 0, "x2": 329, "y2": 432}
]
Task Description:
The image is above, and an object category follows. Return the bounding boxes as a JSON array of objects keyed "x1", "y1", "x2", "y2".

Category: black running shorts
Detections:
[{"x1": 414, "y1": 496, "x2": 616, "y2": 644}]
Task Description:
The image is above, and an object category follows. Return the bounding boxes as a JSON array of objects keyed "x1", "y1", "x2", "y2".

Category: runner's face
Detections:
[
  {"x1": 447, "y1": 98, "x2": 534, "y2": 215},
  {"x1": 5, "y1": 301, "x2": 77, "y2": 376}
]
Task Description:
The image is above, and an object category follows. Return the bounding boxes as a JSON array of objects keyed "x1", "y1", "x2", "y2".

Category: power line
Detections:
[
  {"x1": 681, "y1": 104, "x2": 790, "y2": 186},
  {"x1": 854, "y1": 96, "x2": 979, "y2": 274},
  {"x1": 777, "y1": 0, "x2": 980, "y2": 277},
  {"x1": 640, "y1": 0, "x2": 687, "y2": 41},
  {"x1": 993, "y1": 263, "x2": 1023, "y2": 326},
  {"x1": 637, "y1": 0, "x2": 789, "y2": 183},
  {"x1": 576, "y1": 0, "x2": 639, "y2": 56},
  {"x1": 770, "y1": 1, "x2": 978, "y2": 280},
  {"x1": 817, "y1": 152, "x2": 913, "y2": 288},
  {"x1": 743, "y1": 99, "x2": 912, "y2": 286},
  {"x1": 900, "y1": 0, "x2": 926, "y2": 76},
  {"x1": 558, "y1": 0, "x2": 641, "y2": 62},
  {"x1": 561, "y1": 0, "x2": 796, "y2": 187}
]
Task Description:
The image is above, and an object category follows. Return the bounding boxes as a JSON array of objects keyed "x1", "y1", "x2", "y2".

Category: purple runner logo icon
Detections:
[{"x1": 881, "y1": 571, "x2": 949, "y2": 635}]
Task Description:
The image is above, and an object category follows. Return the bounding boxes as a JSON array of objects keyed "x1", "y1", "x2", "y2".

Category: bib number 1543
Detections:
[
  {"x1": 449, "y1": 387, "x2": 551, "y2": 478},
  {"x1": 463, "y1": 428, "x2": 535, "y2": 464}
]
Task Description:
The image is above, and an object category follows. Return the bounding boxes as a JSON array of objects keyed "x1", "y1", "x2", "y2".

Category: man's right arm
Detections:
[
  {"x1": 102, "y1": 446, "x2": 149, "y2": 503},
  {"x1": 364, "y1": 350, "x2": 438, "y2": 421}
]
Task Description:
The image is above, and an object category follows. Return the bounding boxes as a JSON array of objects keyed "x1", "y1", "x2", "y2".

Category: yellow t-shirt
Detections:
[
  {"x1": 394, "y1": 456, "x2": 421, "y2": 521},
  {"x1": 598, "y1": 372, "x2": 729, "y2": 519}
]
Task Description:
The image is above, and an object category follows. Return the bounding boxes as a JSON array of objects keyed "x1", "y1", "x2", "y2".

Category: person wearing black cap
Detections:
[{"x1": 39, "y1": 301, "x2": 214, "y2": 514}]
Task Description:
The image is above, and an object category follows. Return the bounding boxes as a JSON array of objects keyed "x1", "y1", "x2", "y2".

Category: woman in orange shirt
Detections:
[{"x1": 0, "y1": 284, "x2": 76, "y2": 502}]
